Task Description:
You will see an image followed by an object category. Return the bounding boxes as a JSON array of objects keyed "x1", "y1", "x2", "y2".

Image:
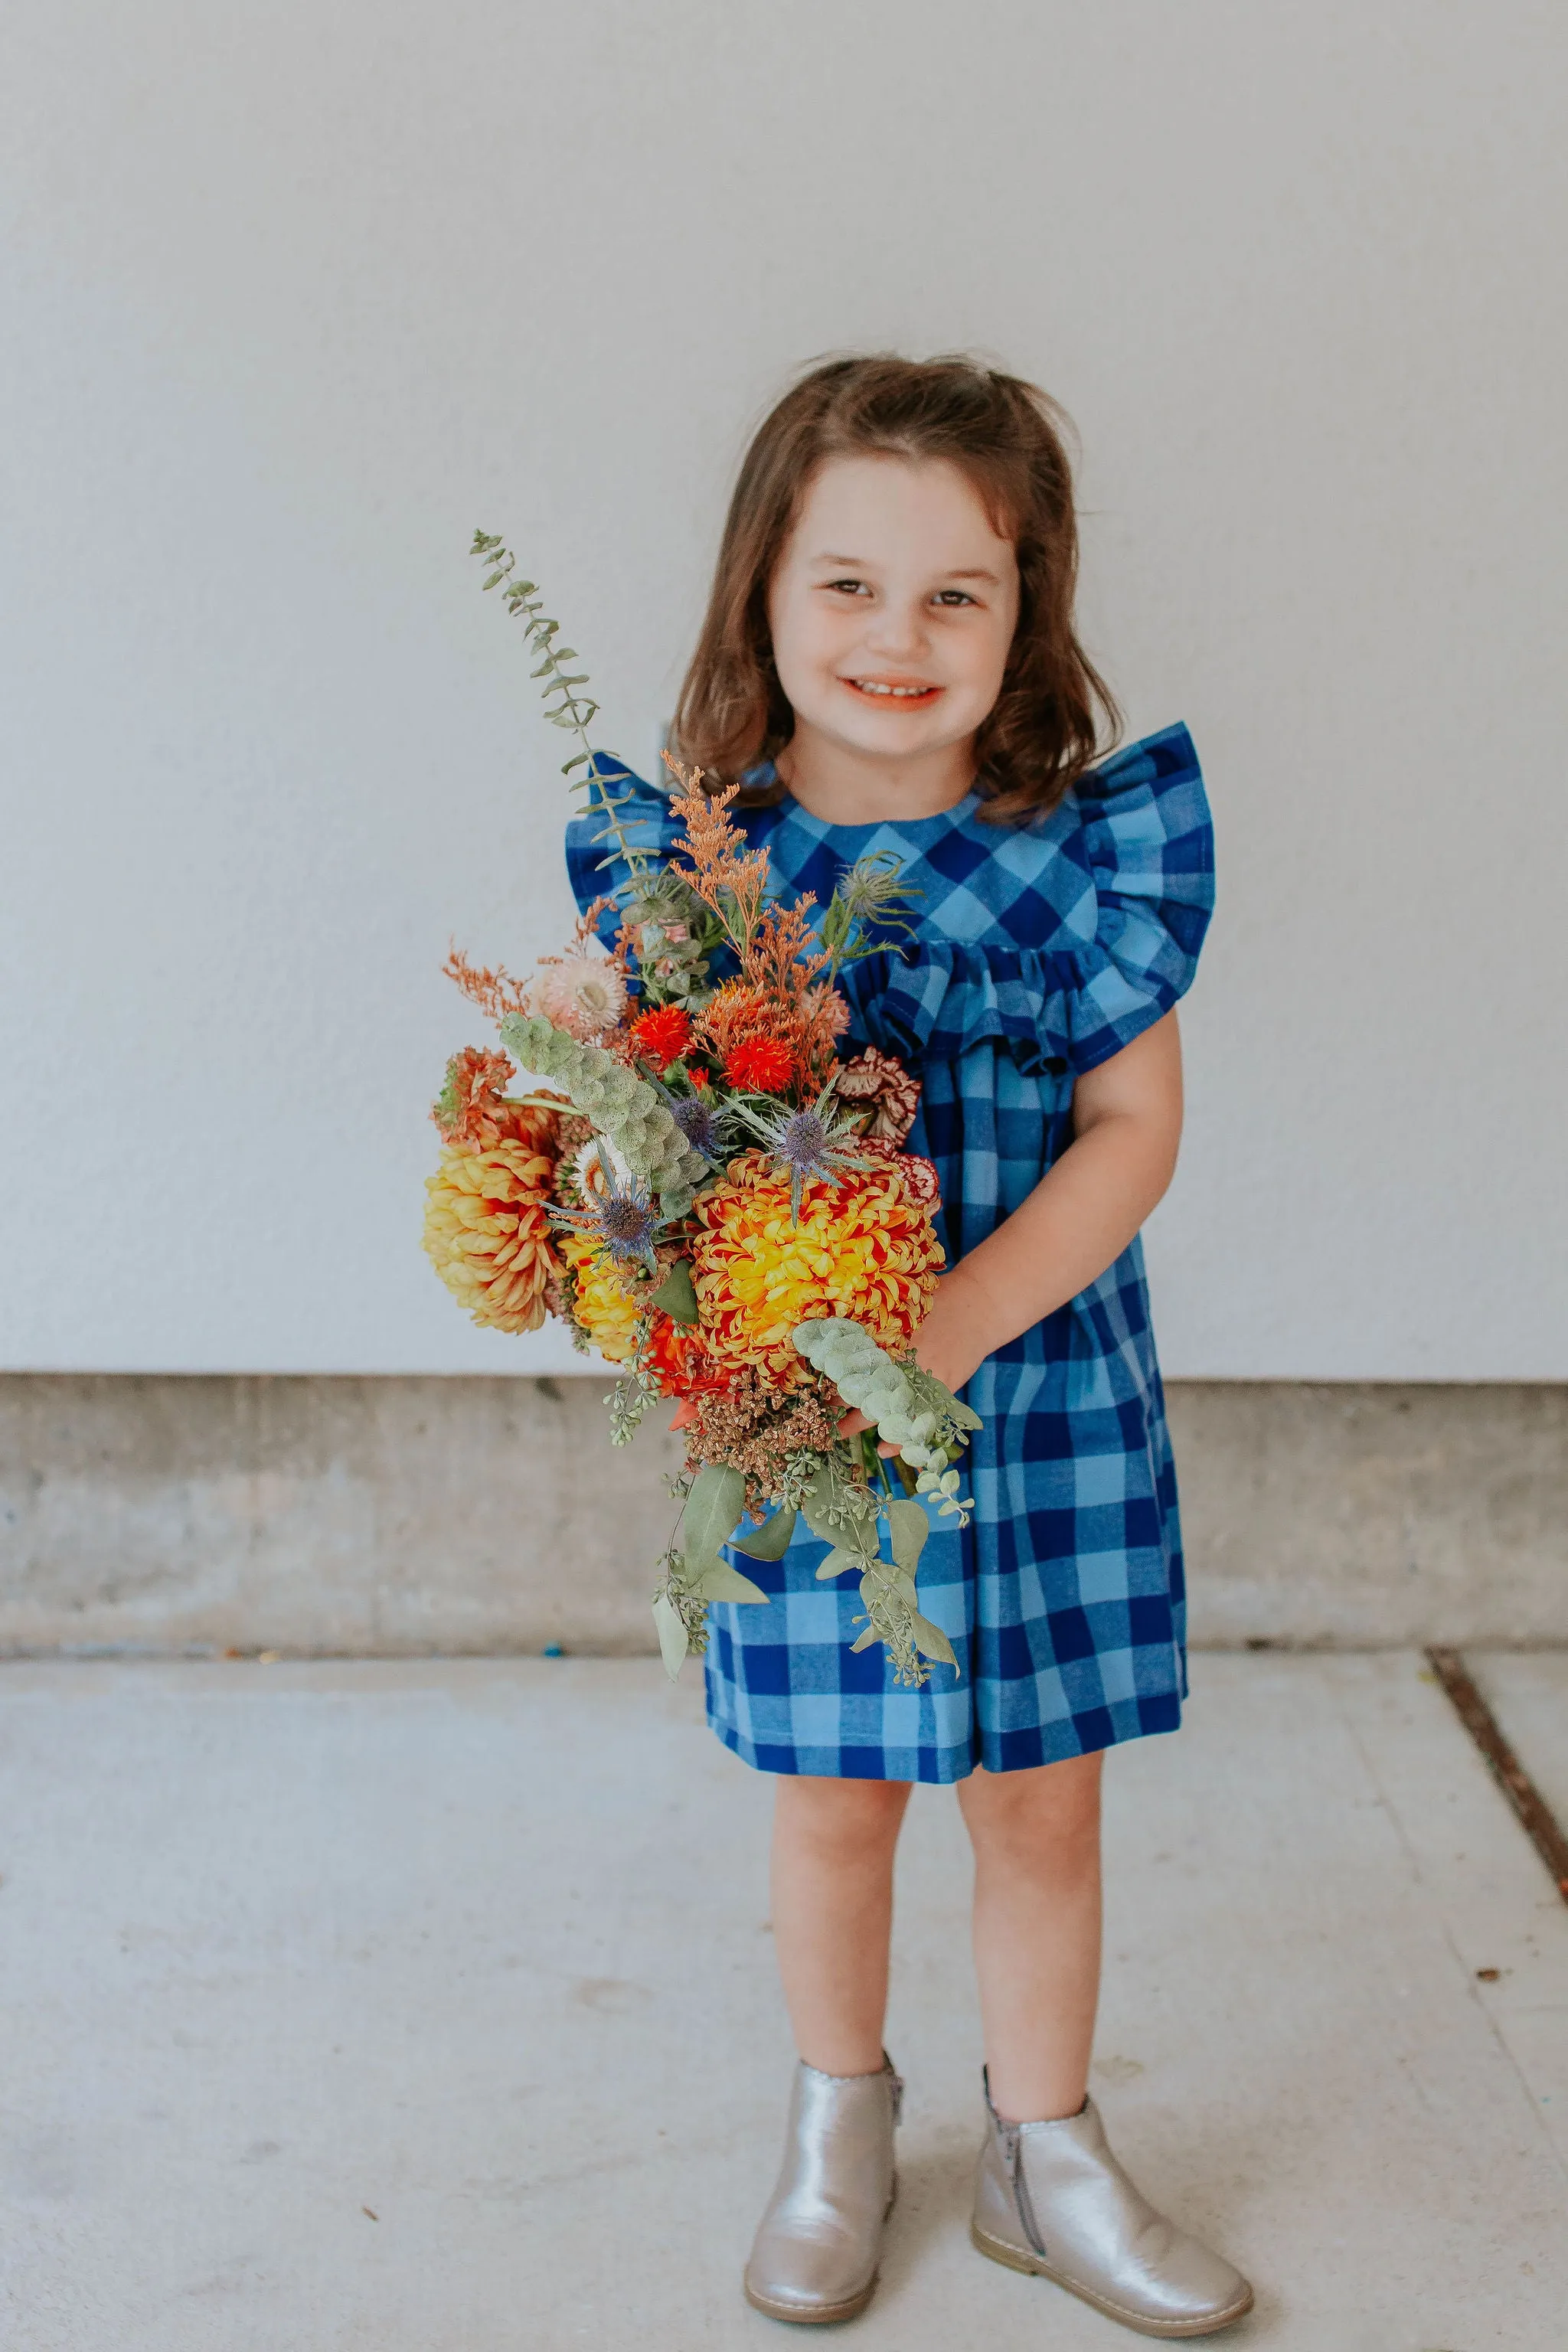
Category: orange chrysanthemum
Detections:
[
  {"x1": 725, "y1": 1037, "x2": 795, "y2": 1093},
  {"x1": 629, "y1": 1004, "x2": 694, "y2": 1072},
  {"x1": 560, "y1": 1234, "x2": 642, "y2": 1362},
  {"x1": 645, "y1": 1312, "x2": 730, "y2": 1398},
  {"x1": 423, "y1": 1141, "x2": 558, "y2": 1333},
  {"x1": 691, "y1": 1149, "x2": 944, "y2": 1386}
]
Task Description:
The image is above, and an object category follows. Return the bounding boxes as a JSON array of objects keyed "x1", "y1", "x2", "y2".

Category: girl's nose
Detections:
[{"x1": 862, "y1": 601, "x2": 929, "y2": 661}]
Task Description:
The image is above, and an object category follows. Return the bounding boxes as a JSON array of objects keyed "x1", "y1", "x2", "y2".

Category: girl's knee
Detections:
[
  {"x1": 776, "y1": 1773, "x2": 910, "y2": 1860},
  {"x1": 959, "y1": 1753, "x2": 1103, "y2": 1867}
]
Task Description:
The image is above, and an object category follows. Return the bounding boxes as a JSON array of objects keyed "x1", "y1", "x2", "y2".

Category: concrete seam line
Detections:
[{"x1": 1426, "y1": 1647, "x2": 1568, "y2": 1906}]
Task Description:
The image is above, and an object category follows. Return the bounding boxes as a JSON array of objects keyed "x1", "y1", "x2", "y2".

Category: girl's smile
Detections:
[{"x1": 840, "y1": 673, "x2": 942, "y2": 704}]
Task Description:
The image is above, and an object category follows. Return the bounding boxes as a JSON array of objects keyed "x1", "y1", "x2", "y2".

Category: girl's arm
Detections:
[{"x1": 841, "y1": 1011, "x2": 1184, "y2": 1432}]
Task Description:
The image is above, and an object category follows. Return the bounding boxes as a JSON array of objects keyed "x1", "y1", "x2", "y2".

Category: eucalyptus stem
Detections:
[{"x1": 471, "y1": 530, "x2": 652, "y2": 897}]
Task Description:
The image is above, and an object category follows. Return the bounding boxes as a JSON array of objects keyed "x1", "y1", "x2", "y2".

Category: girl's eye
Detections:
[
  {"x1": 933, "y1": 589, "x2": 978, "y2": 607},
  {"x1": 823, "y1": 577, "x2": 870, "y2": 596}
]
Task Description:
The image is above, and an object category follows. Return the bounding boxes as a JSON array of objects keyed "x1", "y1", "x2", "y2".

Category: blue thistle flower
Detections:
[
  {"x1": 733, "y1": 1083, "x2": 873, "y2": 1222},
  {"x1": 669, "y1": 1092, "x2": 723, "y2": 1163},
  {"x1": 550, "y1": 1161, "x2": 663, "y2": 1271}
]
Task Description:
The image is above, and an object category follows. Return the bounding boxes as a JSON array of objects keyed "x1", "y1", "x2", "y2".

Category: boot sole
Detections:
[
  {"x1": 743, "y1": 2275, "x2": 880, "y2": 2326},
  {"x1": 971, "y1": 2219, "x2": 1254, "y2": 2339},
  {"x1": 743, "y1": 2182, "x2": 897, "y2": 2326}
]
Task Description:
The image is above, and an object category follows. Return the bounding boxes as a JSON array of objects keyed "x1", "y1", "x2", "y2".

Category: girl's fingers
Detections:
[{"x1": 836, "y1": 1403, "x2": 897, "y2": 1458}]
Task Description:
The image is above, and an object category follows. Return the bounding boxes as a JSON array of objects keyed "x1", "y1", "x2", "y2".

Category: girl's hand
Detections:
[
  {"x1": 835, "y1": 1268, "x2": 997, "y2": 1449},
  {"x1": 835, "y1": 1014, "x2": 1187, "y2": 1449}
]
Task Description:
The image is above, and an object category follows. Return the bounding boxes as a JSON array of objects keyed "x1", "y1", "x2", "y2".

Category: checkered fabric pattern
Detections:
[{"x1": 565, "y1": 726, "x2": 1214, "y2": 1782}]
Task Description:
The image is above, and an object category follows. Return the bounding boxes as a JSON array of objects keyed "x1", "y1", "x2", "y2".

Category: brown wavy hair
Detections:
[{"x1": 671, "y1": 353, "x2": 1119, "y2": 827}]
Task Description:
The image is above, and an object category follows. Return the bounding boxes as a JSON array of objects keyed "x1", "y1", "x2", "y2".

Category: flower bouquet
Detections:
[{"x1": 422, "y1": 534, "x2": 981, "y2": 1685}]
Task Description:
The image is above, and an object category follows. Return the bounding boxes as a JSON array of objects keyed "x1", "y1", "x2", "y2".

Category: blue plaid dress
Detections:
[{"x1": 566, "y1": 724, "x2": 1214, "y2": 1783}]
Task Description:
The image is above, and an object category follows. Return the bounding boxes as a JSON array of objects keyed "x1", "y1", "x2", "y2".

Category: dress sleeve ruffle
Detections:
[
  {"x1": 1062, "y1": 722, "x2": 1214, "y2": 1073},
  {"x1": 564, "y1": 756, "x2": 681, "y2": 941},
  {"x1": 835, "y1": 943, "x2": 1083, "y2": 1078},
  {"x1": 837, "y1": 724, "x2": 1214, "y2": 1079}
]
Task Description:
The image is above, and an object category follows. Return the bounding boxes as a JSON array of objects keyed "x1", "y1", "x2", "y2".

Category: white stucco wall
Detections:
[{"x1": 2, "y1": 1, "x2": 1563, "y2": 1378}]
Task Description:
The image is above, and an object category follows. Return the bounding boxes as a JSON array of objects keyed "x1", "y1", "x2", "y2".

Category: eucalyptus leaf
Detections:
[
  {"x1": 885, "y1": 1498, "x2": 930, "y2": 1573},
  {"x1": 910, "y1": 1612, "x2": 958, "y2": 1669},
  {"x1": 682, "y1": 1462, "x2": 747, "y2": 1567},
  {"x1": 652, "y1": 1591, "x2": 689, "y2": 1679},
  {"x1": 814, "y1": 1547, "x2": 864, "y2": 1581},
  {"x1": 850, "y1": 1625, "x2": 880, "y2": 1652},
  {"x1": 732, "y1": 1508, "x2": 797, "y2": 1561},
  {"x1": 691, "y1": 1558, "x2": 770, "y2": 1606},
  {"x1": 799, "y1": 1465, "x2": 844, "y2": 1547},
  {"x1": 648, "y1": 1259, "x2": 700, "y2": 1325}
]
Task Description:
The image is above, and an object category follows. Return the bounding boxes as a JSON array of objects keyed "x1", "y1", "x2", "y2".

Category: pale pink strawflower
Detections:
[{"x1": 532, "y1": 953, "x2": 628, "y2": 1040}]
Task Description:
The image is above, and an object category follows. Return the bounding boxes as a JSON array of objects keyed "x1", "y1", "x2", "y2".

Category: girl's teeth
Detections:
[{"x1": 854, "y1": 681, "x2": 930, "y2": 696}]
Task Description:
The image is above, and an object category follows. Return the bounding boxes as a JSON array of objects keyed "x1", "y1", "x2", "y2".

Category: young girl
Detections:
[{"x1": 567, "y1": 355, "x2": 1253, "y2": 2337}]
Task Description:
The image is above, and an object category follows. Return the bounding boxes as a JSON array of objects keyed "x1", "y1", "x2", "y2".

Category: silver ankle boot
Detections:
[
  {"x1": 743, "y1": 2054, "x2": 902, "y2": 2324},
  {"x1": 972, "y1": 2074, "x2": 1253, "y2": 2338}
]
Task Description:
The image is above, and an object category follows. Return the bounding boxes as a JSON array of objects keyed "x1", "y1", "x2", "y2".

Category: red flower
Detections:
[
  {"x1": 725, "y1": 1037, "x2": 795, "y2": 1094},
  {"x1": 688, "y1": 1067, "x2": 710, "y2": 1089},
  {"x1": 629, "y1": 1004, "x2": 694, "y2": 1072}
]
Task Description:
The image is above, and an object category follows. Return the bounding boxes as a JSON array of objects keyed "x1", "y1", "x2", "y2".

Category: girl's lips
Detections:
[{"x1": 841, "y1": 677, "x2": 943, "y2": 704}]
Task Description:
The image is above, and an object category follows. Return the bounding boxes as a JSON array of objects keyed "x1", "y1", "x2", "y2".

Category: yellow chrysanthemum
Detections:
[
  {"x1": 423, "y1": 1141, "x2": 557, "y2": 1334},
  {"x1": 691, "y1": 1149, "x2": 943, "y2": 1387},
  {"x1": 560, "y1": 1233, "x2": 642, "y2": 1363}
]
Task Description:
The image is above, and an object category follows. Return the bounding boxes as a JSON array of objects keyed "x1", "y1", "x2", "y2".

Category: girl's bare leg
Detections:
[
  {"x1": 960, "y1": 1751, "x2": 1254, "y2": 2328},
  {"x1": 956, "y1": 1750, "x2": 1104, "y2": 2120},
  {"x1": 769, "y1": 1775, "x2": 913, "y2": 2074}
]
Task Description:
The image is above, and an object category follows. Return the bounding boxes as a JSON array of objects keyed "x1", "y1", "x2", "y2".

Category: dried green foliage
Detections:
[
  {"x1": 818, "y1": 851, "x2": 923, "y2": 977},
  {"x1": 497, "y1": 1013, "x2": 707, "y2": 1215}
]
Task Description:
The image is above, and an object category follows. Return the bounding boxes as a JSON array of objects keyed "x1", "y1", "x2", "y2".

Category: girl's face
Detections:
[{"x1": 766, "y1": 454, "x2": 1020, "y2": 774}]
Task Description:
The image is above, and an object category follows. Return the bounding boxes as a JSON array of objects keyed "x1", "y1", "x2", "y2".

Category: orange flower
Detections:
[
  {"x1": 560, "y1": 1234, "x2": 642, "y2": 1361},
  {"x1": 629, "y1": 1004, "x2": 694, "y2": 1071},
  {"x1": 693, "y1": 971, "x2": 844, "y2": 1095},
  {"x1": 645, "y1": 1313, "x2": 730, "y2": 1397},
  {"x1": 725, "y1": 1037, "x2": 795, "y2": 1093},
  {"x1": 423, "y1": 1141, "x2": 558, "y2": 1333},
  {"x1": 691, "y1": 1149, "x2": 943, "y2": 1386},
  {"x1": 431, "y1": 1047, "x2": 564, "y2": 1154},
  {"x1": 694, "y1": 979, "x2": 772, "y2": 1060}
]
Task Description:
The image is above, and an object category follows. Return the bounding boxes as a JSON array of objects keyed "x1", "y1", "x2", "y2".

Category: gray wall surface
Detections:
[
  {"x1": 4, "y1": 4, "x2": 1566, "y2": 1382},
  {"x1": 2, "y1": 1377, "x2": 1562, "y2": 1657}
]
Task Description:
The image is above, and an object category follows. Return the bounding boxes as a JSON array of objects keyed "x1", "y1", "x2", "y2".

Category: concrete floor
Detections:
[{"x1": 0, "y1": 1655, "x2": 1564, "y2": 2351}]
